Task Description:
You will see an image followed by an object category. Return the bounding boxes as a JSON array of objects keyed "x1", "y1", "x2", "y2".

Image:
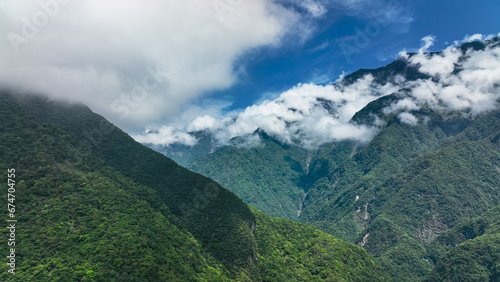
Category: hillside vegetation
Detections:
[
  {"x1": 169, "y1": 38, "x2": 500, "y2": 280},
  {"x1": 0, "y1": 91, "x2": 388, "y2": 281}
]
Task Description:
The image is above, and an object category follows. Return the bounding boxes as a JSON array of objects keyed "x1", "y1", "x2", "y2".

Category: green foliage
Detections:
[
  {"x1": 305, "y1": 112, "x2": 500, "y2": 281},
  {"x1": 424, "y1": 205, "x2": 500, "y2": 281},
  {"x1": 5, "y1": 38, "x2": 499, "y2": 281},
  {"x1": 0, "y1": 92, "x2": 230, "y2": 281},
  {"x1": 147, "y1": 39, "x2": 500, "y2": 281},
  {"x1": 425, "y1": 233, "x2": 500, "y2": 282},
  {"x1": 0, "y1": 91, "x2": 388, "y2": 281},
  {"x1": 301, "y1": 118, "x2": 446, "y2": 226},
  {"x1": 251, "y1": 207, "x2": 390, "y2": 281},
  {"x1": 10, "y1": 92, "x2": 258, "y2": 278},
  {"x1": 189, "y1": 134, "x2": 308, "y2": 219},
  {"x1": 188, "y1": 131, "x2": 355, "y2": 220},
  {"x1": 179, "y1": 100, "x2": 500, "y2": 281}
]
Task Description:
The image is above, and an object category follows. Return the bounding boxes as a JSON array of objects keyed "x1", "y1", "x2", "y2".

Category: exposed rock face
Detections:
[
  {"x1": 354, "y1": 203, "x2": 371, "y2": 230},
  {"x1": 416, "y1": 213, "x2": 448, "y2": 244}
]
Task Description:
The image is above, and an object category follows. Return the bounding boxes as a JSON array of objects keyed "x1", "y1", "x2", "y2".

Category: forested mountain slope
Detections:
[
  {"x1": 156, "y1": 38, "x2": 500, "y2": 280},
  {"x1": 0, "y1": 91, "x2": 388, "y2": 281},
  {"x1": 424, "y1": 204, "x2": 500, "y2": 281}
]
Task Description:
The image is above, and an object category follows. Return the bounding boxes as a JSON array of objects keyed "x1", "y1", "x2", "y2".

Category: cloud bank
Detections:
[
  {"x1": 389, "y1": 35, "x2": 500, "y2": 125},
  {"x1": 136, "y1": 74, "x2": 401, "y2": 149},
  {"x1": 136, "y1": 35, "x2": 500, "y2": 149},
  {"x1": 0, "y1": 0, "x2": 325, "y2": 130}
]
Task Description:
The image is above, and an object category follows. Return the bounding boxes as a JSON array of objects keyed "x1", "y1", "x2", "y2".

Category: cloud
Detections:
[
  {"x1": 307, "y1": 40, "x2": 330, "y2": 53},
  {"x1": 299, "y1": 0, "x2": 327, "y2": 17},
  {"x1": 136, "y1": 73, "x2": 401, "y2": 148},
  {"x1": 188, "y1": 115, "x2": 231, "y2": 133},
  {"x1": 397, "y1": 112, "x2": 418, "y2": 126},
  {"x1": 418, "y1": 35, "x2": 436, "y2": 53},
  {"x1": 382, "y1": 98, "x2": 419, "y2": 114},
  {"x1": 168, "y1": 99, "x2": 235, "y2": 131},
  {"x1": 458, "y1": 33, "x2": 500, "y2": 44},
  {"x1": 383, "y1": 35, "x2": 500, "y2": 121},
  {"x1": 133, "y1": 126, "x2": 197, "y2": 147},
  {"x1": 462, "y1": 33, "x2": 484, "y2": 43},
  {"x1": 135, "y1": 35, "x2": 500, "y2": 149},
  {"x1": 411, "y1": 45, "x2": 462, "y2": 77},
  {"x1": 0, "y1": 0, "x2": 324, "y2": 131},
  {"x1": 330, "y1": 0, "x2": 408, "y2": 26},
  {"x1": 210, "y1": 74, "x2": 400, "y2": 148}
]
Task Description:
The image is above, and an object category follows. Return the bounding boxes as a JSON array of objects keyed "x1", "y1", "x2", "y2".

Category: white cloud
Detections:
[
  {"x1": 462, "y1": 33, "x2": 484, "y2": 43},
  {"x1": 297, "y1": 0, "x2": 327, "y2": 17},
  {"x1": 382, "y1": 98, "x2": 419, "y2": 114},
  {"x1": 384, "y1": 35, "x2": 500, "y2": 120},
  {"x1": 132, "y1": 126, "x2": 197, "y2": 146},
  {"x1": 410, "y1": 45, "x2": 461, "y2": 77},
  {"x1": 397, "y1": 112, "x2": 418, "y2": 126},
  {"x1": 136, "y1": 34, "x2": 500, "y2": 149},
  {"x1": 330, "y1": 0, "x2": 409, "y2": 30},
  {"x1": 0, "y1": 0, "x2": 323, "y2": 131},
  {"x1": 137, "y1": 74, "x2": 401, "y2": 149},
  {"x1": 308, "y1": 41, "x2": 330, "y2": 53},
  {"x1": 418, "y1": 35, "x2": 436, "y2": 53},
  {"x1": 188, "y1": 115, "x2": 232, "y2": 133},
  {"x1": 453, "y1": 33, "x2": 500, "y2": 46}
]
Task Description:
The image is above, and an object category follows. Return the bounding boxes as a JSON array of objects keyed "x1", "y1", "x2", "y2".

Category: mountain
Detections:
[
  {"x1": 188, "y1": 130, "x2": 356, "y2": 220},
  {"x1": 147, "y1": 38, "x2": 500, "y2": 280},
  {"x1": 185, "y1": 104, "x2": 500, "y2": 281},
  {"x1": 0, "y1": 91, "x2": 388, "y2": 281},
  {"x1": 424, "y1": 204, "x2": 500, "y2": 281},
  {"x1": 145, "y1": 131, "x2": 217, "y2": 167}
]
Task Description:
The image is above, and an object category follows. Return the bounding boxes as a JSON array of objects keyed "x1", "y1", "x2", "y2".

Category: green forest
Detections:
[
  {"x1": 2, "y1": 38, "x2": 500, "y2": 281},
  {"x1": 165, "y1": 39, "x2": 500, "y2": 281},
  {"x1": 0, "y1": 91, "x2": 387, "y2": 281}
]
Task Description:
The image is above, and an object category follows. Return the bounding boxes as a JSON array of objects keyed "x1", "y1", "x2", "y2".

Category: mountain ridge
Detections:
[
  {"x1": 149, "y1": 37, "x2": 500, "y2": 281},
  {"x1": 0, "y1": 90, "x2": 389, "y2": 280}
]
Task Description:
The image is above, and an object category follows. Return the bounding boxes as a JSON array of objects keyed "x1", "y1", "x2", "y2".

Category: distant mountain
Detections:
[
  {"x1": 188, "y1": 129, "x2": 356, "y2": 220},
  {"x1": 146, "y1": 37, "x2": 500, "y2": 280},
  {"x1": 145, "y1": 131, "x2": 217, "y2": 167},
  {"x1": 0, "y1": 91, "x2": 388, "y2": 281}
]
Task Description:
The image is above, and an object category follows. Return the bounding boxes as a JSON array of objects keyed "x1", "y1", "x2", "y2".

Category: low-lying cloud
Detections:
[
  {"x1": 388, "y1": 35, "x2": 500, "y2": 125},
  {"x1": 136, "y1": 74, "x2": 401, "y2": 149},
  {"x1": 136, "y1": 34, "x2": 500, "y2": 149}
]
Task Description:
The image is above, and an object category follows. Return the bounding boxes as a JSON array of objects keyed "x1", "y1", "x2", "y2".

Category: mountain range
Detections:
[
  {"x1": 1, "y1": 37, "x2": 499, "y2": 281},
  {"x1": 0, "y1": 91, "x2": 387, "y2": 281},
  {"x1": 145, "y1": 38, "x2": 500, "y2": 281}
]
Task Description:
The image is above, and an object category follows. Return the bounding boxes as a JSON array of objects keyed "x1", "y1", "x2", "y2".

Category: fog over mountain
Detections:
[{"x1": 135, "y1": 34, "x2": 500, "y2": 149}]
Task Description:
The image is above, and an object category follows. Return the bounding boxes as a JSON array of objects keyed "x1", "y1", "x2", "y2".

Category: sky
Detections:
[{"x1": 1, "y1": 0, "x2": 499, "y2": 147}]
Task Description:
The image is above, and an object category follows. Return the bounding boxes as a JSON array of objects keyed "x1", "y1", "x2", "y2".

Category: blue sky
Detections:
[{"x1": 212, "y1": 0, "x2": 500, "y2": 112}]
